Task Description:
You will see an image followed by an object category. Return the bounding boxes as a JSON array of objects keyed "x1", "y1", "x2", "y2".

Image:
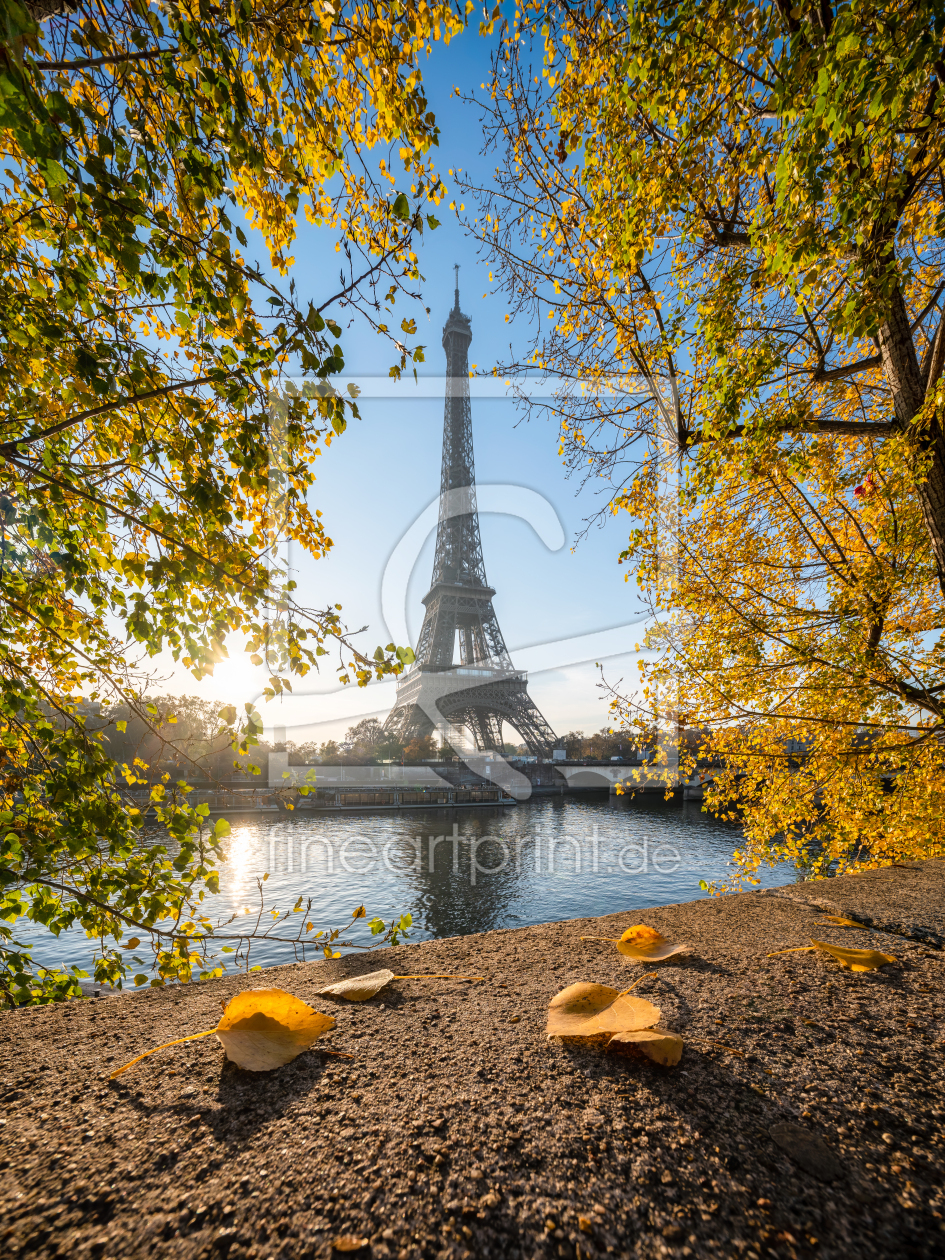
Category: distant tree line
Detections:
[
  {"x1": 558, "y1": 729, "x2": 641, "y2": 760},
  {"x1": 280, "y1": 718, "x2": 642, "y2": 765},
  {"x1": 98, "y1": 705, "x2": 645, "y2": 776},
  {"x1": 282, "y1": 720, "x2": 509, "y2": 766}
]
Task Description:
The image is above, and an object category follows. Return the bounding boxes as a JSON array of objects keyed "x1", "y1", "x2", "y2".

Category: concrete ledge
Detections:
[{"x1": 1, "y1": 859, "x2": 944, "y2": 1259}]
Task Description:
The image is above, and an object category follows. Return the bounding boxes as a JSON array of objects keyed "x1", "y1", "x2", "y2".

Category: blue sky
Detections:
[{"x1": 152, "y1": 23, "x2": 649, "y2": 745}]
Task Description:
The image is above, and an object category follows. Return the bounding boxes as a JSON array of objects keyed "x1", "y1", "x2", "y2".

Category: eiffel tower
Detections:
[{"x1": 383, "y1": 269, "x2": 559, "y2": 757}]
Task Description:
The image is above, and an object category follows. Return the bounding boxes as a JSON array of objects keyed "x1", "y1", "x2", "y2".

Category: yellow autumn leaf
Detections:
[
  {"x1": 607, "y1": 1026, "x2": 684, "y2": 1067},
  {"x1": 615, "y1": 924, "x2": 688, "y2": 962},
  {"x1": 809, "y1": 940, "x2": 899, "y2": 972},
  {"x1": 215, "y1": 989, "x2": 336, "y2": 1071},
  {"x1": 110, "y1": 987, "x2": 335, "y2": 1078},
  {"x1": 580, "y1": 924, "x2": 688, "y2": 963},
  {"x1": 317, "y1": 970, "x2": 484, "y2": 1002},
  {"x1": 546, "y1": 981, "x2": 661, "y2": 1041}
]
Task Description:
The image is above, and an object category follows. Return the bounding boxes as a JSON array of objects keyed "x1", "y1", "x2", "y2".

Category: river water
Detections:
[{"x1": 20, "y1": 794, "x2": 796, "y2": 980}]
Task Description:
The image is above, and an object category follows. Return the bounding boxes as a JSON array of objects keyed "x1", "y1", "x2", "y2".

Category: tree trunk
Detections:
[{"x1": 877, "y1": 286, "x2": 945, "y2": 597}]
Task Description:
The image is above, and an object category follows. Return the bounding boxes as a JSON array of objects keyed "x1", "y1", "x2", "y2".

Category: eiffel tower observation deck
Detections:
[{"x1": 383, "y1": 270, "x2": 559, "y2": 757}]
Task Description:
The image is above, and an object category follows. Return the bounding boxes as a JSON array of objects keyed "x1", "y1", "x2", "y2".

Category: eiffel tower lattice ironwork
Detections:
[{"x1": 383, "y1": 271, "x2": 559, "y2": 756}]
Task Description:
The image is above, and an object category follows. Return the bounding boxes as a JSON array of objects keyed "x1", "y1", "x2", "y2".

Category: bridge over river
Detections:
[{"x1": 127, "y1": 756, "x2": 715, "y2": 818}]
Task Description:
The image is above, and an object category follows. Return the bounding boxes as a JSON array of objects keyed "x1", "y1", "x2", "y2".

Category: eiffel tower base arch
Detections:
[{"x1": 384, "y1": 667, "x2": 557, "y2": 758}]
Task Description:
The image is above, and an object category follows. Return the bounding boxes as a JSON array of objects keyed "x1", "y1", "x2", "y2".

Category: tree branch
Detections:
[
  {"x1": 0, "y1": 374, "x2": 222, "y2": 454},
  {"x1": 25, "y1": 877, "x2": 367, "y2": 949},
  {"x1": 922, "y1": 308, "x2": 945, "y2": 394},
  {"x1": 703, "y1": 226, "x2": 751, "y2": 248},
  {"x1": 910, "y1": 282, "x2": 945, "y2": 333},
  {"x1": 32, "y1": 48, "x2": 175, "y2": 73},
  {"x1": 812, "y1": 355, "x2": 882, "y2": 382},
  {"x1": 686, "y1": 418, "x2": 894, "y2": 447}
]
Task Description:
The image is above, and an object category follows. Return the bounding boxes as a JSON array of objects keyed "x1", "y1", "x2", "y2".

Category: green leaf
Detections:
[
  {"x1": 392, "y1": 193, "x2": 410, "y2": 220},
  {"x1": 43, "y1": 160, "x2": 69, "y2": 189}
]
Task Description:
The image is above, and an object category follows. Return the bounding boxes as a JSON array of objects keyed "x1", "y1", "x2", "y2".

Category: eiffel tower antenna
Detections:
[{"x1": 383, "y1": 281, "x2": 558, "y2": 756}]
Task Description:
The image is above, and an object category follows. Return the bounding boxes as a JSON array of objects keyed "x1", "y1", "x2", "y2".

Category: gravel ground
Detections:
[{"x1": 1, "y1": 859, "x2": 943, "y2": 1260}]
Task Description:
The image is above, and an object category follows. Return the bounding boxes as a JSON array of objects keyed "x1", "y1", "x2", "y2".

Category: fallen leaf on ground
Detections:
[
  {"x1": 546, "y1": 980, "x2": 682, "y2": 1065},
  {"x1": 110, "y1": 987, "x2": 336, "y2": 1078},
  {"x1": 767, "y1": 939, "x2": 898, "y2": 970},
  {"x1": 546, "y1": 977, "x2": 660, "y2": 1038},
  {"x1": 581, "y1": 924, "x2": 688, "y2": 963},
  {"x1": 316, "y1": 970, "x2": 483, "y2": 1002},
  {"x1": 215, "y1": 989, "x2": 336, "y2": 1070},
  {"x1": 809, "y1": 940, "x2": 898, "y2": 971},
  {"x1": 546, "y1": 982, "x2": 661, "y2": 1040},
  {"x1": 316, "y1": 969, "x2": 396, "y2": 1001},
  {"x1": 607, "y1": 1026, "x2": 684, "y2": 1066}
]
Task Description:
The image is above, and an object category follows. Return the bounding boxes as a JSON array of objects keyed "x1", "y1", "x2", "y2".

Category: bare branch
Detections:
[{"x1": 812, "y1": 355, "x2": 882, "y2": 382}]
